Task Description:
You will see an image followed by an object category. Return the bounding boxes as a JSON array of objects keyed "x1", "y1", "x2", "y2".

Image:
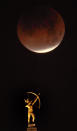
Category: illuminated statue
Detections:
[{"x1": 24, "y1": 92, "x2": 40, "y2": 125}]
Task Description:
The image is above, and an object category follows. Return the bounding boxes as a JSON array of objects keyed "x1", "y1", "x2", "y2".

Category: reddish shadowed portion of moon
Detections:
[{"x1": 17, "y1": 8, "x2": 65, "y2": 53}]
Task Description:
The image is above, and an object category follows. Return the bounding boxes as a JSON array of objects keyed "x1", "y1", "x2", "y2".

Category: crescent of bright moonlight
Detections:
[{"x1": 17, "y1": 7, "x2": 65, "y2": 53}]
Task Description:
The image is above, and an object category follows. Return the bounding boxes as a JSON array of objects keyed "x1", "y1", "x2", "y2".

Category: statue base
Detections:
[{"x1": 27, "y1": 124, "x2": 37, "y2": 131}]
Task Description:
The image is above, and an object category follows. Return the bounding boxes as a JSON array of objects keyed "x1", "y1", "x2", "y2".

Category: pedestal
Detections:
[{"x1": 27, "y1": 124, "x2": 37, "y2": 131}]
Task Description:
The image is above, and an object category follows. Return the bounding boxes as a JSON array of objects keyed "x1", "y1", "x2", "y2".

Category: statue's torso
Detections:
[{"x1": 26, "y1": 105, "x2": 33, "y2": 113}]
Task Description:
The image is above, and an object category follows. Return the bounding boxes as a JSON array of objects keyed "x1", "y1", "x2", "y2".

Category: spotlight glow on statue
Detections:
[{"x1": 17, "y1": 8, "x2": 65, "y2": 53}]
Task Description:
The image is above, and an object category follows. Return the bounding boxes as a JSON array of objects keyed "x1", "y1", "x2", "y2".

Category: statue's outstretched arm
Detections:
[{"x1": 32, "y1": 97, "x2": 38, "y2": 105}]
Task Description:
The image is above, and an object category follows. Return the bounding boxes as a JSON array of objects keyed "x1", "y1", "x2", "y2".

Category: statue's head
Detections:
[{"x1": 25, "y1": 99, "x2": 30, "y2": 103}]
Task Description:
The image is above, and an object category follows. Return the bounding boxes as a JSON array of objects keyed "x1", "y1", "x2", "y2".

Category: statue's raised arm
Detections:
[
  {"x1": 32, "y1": 93, "x2": 40, "y2": 109},
  {"x1": 32, "y1": 97, "x2": 38, "y2": 106}
]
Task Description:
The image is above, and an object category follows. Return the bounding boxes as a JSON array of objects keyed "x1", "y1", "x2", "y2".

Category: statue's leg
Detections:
[
  {"x1": 31, "y1": 113, "x2": 35, "y2": 123},
  {"x1": 28, "y1": 113, "x2": 30, "y2": 124}
]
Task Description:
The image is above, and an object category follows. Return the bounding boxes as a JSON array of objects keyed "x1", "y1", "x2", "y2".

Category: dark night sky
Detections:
[{"x1": 0, "y1": 0, "x2": 76, "y2": 131}]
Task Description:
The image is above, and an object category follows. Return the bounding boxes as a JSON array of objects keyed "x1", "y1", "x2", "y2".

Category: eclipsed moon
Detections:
[{"x1": 17, "y1": 8, "x2": 65, "y2": 53}]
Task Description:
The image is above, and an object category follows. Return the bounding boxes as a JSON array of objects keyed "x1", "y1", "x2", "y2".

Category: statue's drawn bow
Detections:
[{"x1": 27, "y1": 92, "x2": 40, "y2": 109}]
